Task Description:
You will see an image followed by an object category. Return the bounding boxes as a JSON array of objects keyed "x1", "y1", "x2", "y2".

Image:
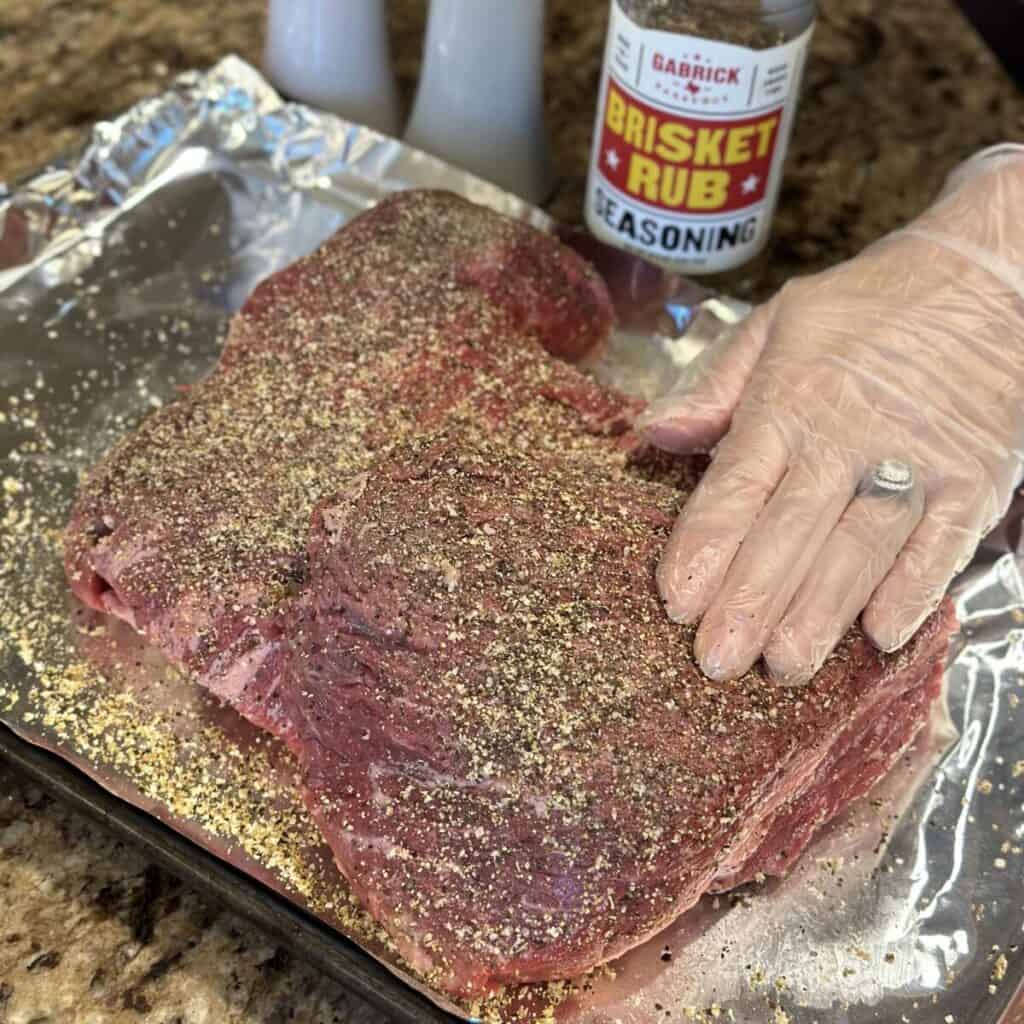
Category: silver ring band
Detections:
[{"x1": 858, "y1": 459, "x2": 915, "y2": 497}]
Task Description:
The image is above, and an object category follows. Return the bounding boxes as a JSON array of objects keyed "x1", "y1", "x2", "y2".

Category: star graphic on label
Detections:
[
  {"x1": 686, "y1": 82, "x2": 701, "y2": 95},
  {"x1": 605, "y1": 148, "x2": 621, "y2": 171},
  {"x1": 741, "y1": 173, "x2": 761, "y2": 194}
]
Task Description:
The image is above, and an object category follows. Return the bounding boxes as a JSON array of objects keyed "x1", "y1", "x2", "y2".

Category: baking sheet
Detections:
[{"x1": 0, "y1": 56, "x2": 1022, "y2": 1023}]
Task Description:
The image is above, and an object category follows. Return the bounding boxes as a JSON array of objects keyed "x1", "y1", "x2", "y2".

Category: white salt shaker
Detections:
[
  {"x1": 404, "y1": 0, "x2": 553, "y2": 204},
  {"x1": 264, "y1": 0, "x2": 401, "y2": 136}
]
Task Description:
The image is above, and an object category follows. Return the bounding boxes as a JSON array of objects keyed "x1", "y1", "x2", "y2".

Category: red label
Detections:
[{"x1": 595, "y1": 79, "x2": 781, "y2": 215}]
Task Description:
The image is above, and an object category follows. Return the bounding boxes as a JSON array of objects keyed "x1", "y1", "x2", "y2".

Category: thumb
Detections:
[{"x1": 635, "y1": 302, "x2": 773, "y2": 454}]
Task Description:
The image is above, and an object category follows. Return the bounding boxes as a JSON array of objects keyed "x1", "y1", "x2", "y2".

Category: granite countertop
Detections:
[{"x1": 0, "y1": 1, "x2": 1022, "y2": 1022}]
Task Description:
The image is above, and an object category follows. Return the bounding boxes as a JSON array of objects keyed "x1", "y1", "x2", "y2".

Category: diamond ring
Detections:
[{"x1": 858, "y1": 459, "x2": 915, "y2": 497}]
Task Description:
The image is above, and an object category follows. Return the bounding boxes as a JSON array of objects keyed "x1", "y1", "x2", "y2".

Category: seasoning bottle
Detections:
[
  {"x1": 263, "y1": 0, "x2": 401, "y2": 136},
  {"x1": 585, "y1": 0, "x2": 817, "y2": 275},
  {"x1": 404, "y1": 0, "x2": 552, "y2": 204}
]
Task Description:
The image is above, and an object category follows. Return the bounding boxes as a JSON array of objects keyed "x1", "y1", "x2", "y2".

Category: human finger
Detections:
[
  {"x1": 656, "y1": 419, "x2": 790, "y2": 625},
  {"x1": 637, "y1": 304, "x2": 773, "y2": 454},
  {"x1": 694, "y1": 451, "x2": 858, "y2": 681},
  {"x1": 763, "y1": 462, "x2": 925, "y2": 684}
]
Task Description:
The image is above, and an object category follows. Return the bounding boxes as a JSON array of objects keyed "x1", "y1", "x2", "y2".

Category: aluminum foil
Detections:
[{"x1": 0, "y1": 56, "x2": 1022, "y2": 1023}]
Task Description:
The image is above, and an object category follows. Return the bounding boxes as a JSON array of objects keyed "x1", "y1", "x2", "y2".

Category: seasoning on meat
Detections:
[
  {"x1": 282, "y1": 431, "x2": 950, "y2": 994},
  {"x1": 62, "y1": 189, "x2": 953, "y2": 998}
]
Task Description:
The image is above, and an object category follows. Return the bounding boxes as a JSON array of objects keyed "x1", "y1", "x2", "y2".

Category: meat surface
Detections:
[
  {"x1": 280, "y1": 433, "x2": 952, "y2": 994},
  {"x1": 64, "y1": 190, "x2": 622, "y2": 739},
  {"x1": 62, "y1": 189, "x2": 955, "y2": 999}
]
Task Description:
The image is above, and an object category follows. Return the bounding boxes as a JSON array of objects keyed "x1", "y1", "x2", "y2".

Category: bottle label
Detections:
[{"x1": 585, "y1": 4, "x2": 813, "y2": 273}]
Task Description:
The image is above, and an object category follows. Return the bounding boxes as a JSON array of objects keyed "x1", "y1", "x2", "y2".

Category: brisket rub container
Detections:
[{"x1": 585, "y1": 0, "x2": 818, "y2": 274}]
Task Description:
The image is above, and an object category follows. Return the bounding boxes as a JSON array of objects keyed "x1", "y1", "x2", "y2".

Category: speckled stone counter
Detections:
[
  {"x1": 0, "y1": 2, "x2": 1022, "y2": 1022},
  {"x1": 0, "y1": 763, "x2": 385, "y2": 1023}
]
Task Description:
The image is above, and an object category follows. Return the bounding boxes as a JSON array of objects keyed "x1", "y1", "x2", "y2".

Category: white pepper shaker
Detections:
[
  {"x1": 264, "y1": 0, "x2": 401, "y2": 136},
  {"x1": 404, "y1": 0, "x2": 552, "y2": 204}
]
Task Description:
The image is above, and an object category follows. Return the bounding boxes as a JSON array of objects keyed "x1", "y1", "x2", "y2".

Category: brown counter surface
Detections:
[{"x1": 0, "y1": 1, "x2": 1021, "y2": 1021}]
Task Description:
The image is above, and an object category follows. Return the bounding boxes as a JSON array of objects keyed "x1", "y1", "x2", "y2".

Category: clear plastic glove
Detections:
[{"x1": 637, "y1": 146, "x2": 1024, "y2": 685}]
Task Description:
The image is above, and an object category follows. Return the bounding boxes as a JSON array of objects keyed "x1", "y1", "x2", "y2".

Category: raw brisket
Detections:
[
  {"x1": 63, "y1": 190, "x2": 954, "y2": 998},
  {"x1": 280, "y1": 432, "x2": 951, "y2": 993},
  {"x1": 64, "y1": 190, "x2": 624, "y2": 739}
]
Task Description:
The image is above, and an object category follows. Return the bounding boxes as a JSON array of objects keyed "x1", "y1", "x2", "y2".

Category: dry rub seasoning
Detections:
[{"x1": 585, "y1": 0, "x2": 817, "y2": 274}]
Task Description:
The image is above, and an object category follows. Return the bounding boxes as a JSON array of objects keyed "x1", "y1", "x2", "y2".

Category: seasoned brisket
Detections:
[
  {"x1": 64, "y1": 190, "x2": 623, "y2": 738},
  {"x1": 281, "y1": 433, "x2": 951, "y2": 993},
  {"x1": 63, "y1": 189, "x2": 954, "y2": 998}
]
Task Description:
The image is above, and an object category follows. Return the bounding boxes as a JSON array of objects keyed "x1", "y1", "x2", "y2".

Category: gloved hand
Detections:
[{"x1": 637, "y1": 146, "x2": 1024, "y2": 685}]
